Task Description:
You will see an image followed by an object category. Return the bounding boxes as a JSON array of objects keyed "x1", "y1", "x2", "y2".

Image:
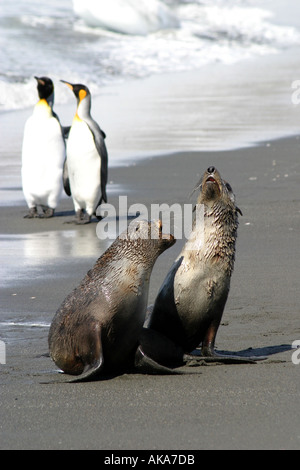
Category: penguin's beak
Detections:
[
  {"x1": 34, "y1": 76, "x2": 45, "y2": 86},
  {"x1": 60, "y1": 80, "x2": 74, "y2": 91}
]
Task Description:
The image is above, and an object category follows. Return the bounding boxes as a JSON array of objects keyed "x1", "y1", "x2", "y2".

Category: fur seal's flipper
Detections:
[
  {"x1": 51, "y1": 323, "x2": 104, "y2": 382},
  {"x1": 67, "y1": 356, "x2": 104, "y2": 383},
  {"x1": 183, "y1": 352, "x2": 258, "y2": 365},
  {"x1": 199, "y1": 329, "x2": 266, "y2": 363},
  {"x1": 134, "y1": 346, "x2": 182, "y2": 375},
  {"x1": 138, "y1": 328, "x2": 186, "y2": 370}
]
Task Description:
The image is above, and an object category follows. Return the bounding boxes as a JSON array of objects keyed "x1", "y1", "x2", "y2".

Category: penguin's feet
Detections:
[
  {"x1": 24, "y1": 207, "x2": 39, "y2": 219},
  {"x1": 40, "y1": 206, "x2": 55, "y2": 218},
  {"x1": 75, "y1": 209, "x2": 91, "y2": 225}
]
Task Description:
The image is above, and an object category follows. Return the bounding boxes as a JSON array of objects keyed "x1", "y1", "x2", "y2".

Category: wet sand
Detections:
[{"x1": 0, "y1": 133, "x2": 300, "y2": 450}]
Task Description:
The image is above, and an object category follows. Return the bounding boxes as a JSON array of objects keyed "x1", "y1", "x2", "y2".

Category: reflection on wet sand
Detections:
[{"x1": 0, "y1": 228, "x2": 112, "y2": 287}]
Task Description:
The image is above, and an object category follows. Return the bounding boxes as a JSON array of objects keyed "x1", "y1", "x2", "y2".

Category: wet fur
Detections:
[
  {"x1": 147, "y1": 167, "x2": 241, "y2": 357},
  {"x1": 48, "y1": 221, "x2": 175, "y2": 379}
]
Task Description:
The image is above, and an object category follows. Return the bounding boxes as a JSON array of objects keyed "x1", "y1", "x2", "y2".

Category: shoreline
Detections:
[
  {"x1": 1, "y1": 47, "x2": 300, "y2": 166},
  {"x1": 1, "y1": 47, "x2": 300, "y2": 212}
]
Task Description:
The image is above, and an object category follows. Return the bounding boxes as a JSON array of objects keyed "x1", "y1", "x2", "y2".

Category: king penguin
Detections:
[
  {"x1": 61, "y1": 81, "x2": 108, "y2": 224},
  {"x1": 22, "y1": 76, "x2": 66, "y2": 218}
]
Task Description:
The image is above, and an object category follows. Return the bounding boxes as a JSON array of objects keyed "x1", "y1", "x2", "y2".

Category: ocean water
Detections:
[{"x1": 1, "y1": 0, "x2": 300, "y2": 111}]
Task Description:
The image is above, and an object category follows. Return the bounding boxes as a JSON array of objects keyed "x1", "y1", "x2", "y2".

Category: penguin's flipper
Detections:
[
  {"x1": 63, "y1": 159, "x2": 71, "y2": 196},
  {"x1": 62, "y1": 126, "x2": 71, "y2": 140},
  {"x1": 88, "y1": 120, "x2": 108, "y2": 204},
  {"x1": 100, "y1": 141, "x2": 108, "y2": 204}
]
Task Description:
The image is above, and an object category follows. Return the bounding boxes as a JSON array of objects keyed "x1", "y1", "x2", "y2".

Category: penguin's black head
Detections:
[
  {"x1": 35, "y1": 76, "x2": 54, "y2": 101},
  {"x1": 60, "y1": 80, "x2": 90, "y2": 103}
]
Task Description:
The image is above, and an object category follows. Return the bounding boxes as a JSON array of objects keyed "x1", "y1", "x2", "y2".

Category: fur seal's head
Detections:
[
  {"x1": 195, "y1": 166, "x2": 242, "y2": 216},
  {"x1": 124, "y1": 219, "x2": 175, "y2": 245},
  {"x1": 118, "y1": 219, "x2": 176, "y2": 262}
]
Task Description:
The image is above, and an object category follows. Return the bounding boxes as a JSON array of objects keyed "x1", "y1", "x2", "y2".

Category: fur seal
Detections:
[
  {"x1": 142, "y1": 166, "x2": 259, "y2": 367},
  {"x1": 48, "y1": 220, "x2": 175, "y2": 381}
]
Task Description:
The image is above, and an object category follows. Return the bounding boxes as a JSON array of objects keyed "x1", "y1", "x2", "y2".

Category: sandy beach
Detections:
[
  {"x1": 2, "y1": 0, "x2": 300, "y2": 452},
  {"x1": 1, "y1": 122, "x2": 300, "y2": 449}
]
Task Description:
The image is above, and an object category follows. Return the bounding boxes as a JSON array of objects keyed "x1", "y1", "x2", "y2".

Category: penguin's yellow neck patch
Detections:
[
  {"x1": 37, "y1": 98, "x2": 50, "y2": 109},
  {"x1": 34, "y1": 99, "x2": 52, "y2": 117},
  {"x1": 74, "y1": 112, "x2": 82, "y2": 123},
  {"x1": 79, "y1": 89, "x2": 87, "y2": 102}
]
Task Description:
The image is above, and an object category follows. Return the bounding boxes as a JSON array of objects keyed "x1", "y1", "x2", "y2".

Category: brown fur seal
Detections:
[
  {"x1": 141, "y1": 166, "x2": 260, "y2": 367},
  {"x1": 48, "y1": 220, "x2": 175, "y2": 381}
]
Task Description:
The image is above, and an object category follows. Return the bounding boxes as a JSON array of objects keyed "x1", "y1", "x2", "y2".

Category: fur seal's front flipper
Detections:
[
  {"x1": 183, "y1": 352, "x2": 259, "y2": 365},
  {"x1": 67, "y1": 353, "x2": 105, "y2": 383},
  {"x1": 42, "y1": 334, "x2": 104, "y2": 384},
  {"x1": 49, "y1": 321, "x2": 105, "y2": 382},
  {"x1": 198, "y1": 326, "x2": 266, "y2": 363}
]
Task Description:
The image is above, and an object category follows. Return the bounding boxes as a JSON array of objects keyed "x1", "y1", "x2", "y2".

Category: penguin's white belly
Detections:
[
  {"x1": 67, "y1": 120, "x2": 101, "y2": 214},
  {"x1": 22, "y1": 114, "x2": 65, "y2": 208}
]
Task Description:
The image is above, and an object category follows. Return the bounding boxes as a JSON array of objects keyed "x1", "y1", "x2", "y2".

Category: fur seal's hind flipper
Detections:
[
  {"x1": 134, "y1": 346, "x2": 182, "y2": 375},
  {"x1": 137, "y1": 328, "x2": 186, "y2": 374}
]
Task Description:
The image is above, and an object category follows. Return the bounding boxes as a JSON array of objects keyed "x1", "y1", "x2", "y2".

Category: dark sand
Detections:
[{"x1": 0, "y1": 134, "x2": 300, "y2": 450}]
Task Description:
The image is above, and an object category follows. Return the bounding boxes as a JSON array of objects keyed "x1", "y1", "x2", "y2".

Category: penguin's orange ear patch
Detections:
[{"x1": 79, "y1": 89, "x2": 87, "y2": 102}]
